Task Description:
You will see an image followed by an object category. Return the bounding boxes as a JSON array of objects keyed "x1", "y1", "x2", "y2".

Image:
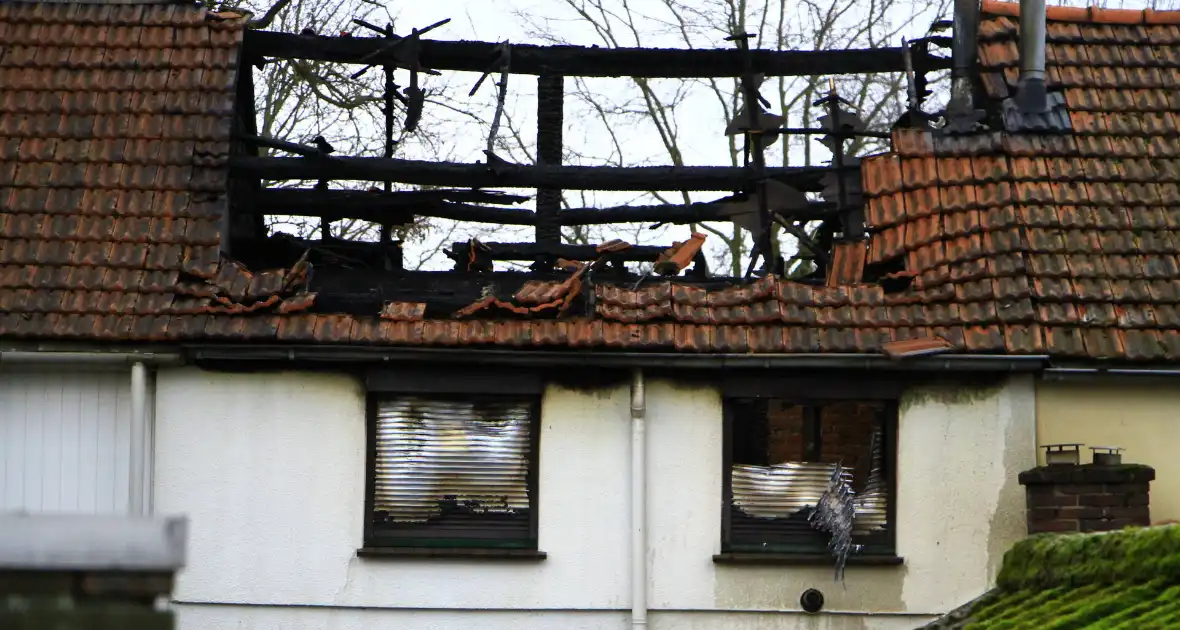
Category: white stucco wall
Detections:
[{"x1": 153, "y1": 367, "x2": 1034, "y2": 630}]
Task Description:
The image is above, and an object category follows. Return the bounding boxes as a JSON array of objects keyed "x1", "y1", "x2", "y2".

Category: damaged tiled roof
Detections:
[
  {"x1": 857, "y1": 0, "x2": 1180, "y2": 361},
  {"x1": 311, "y1": 0, "x2": 1180, "y2": 358},
  {"x1": 918, "y1": 525, "x2": 1180, "y2": 629},
  {"x1": 7, "y1": 0, "x2": 1180, "y2": 361},
  {"x1": 0, "y1": 1, "x2": 315, "y2": 340}
]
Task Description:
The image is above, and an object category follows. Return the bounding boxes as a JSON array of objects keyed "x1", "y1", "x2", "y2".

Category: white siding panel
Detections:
[{"x1": 0, "y1": 370, "x2": 132, "y2": 514}]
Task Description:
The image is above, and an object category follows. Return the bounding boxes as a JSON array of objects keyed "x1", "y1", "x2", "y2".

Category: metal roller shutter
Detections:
[
  {"x1": 368, "y1": 395, "x2": 537, "y2": 548},
  {"x1": 0, "y1": 369, "x2": 133, "y2": 514}
]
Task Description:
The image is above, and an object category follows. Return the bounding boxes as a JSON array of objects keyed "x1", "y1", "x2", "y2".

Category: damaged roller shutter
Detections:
[
  {"x1": 724, "y1": 399, "x2": 896, "y2": 558},
  {"x1": 368, "y1": 396, "x2": 539, "y2": 549}
]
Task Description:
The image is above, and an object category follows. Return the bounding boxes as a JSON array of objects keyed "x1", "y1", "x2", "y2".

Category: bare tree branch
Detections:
[{"x1": 247, "y1": 0, "x2": 295, "y2": 29}]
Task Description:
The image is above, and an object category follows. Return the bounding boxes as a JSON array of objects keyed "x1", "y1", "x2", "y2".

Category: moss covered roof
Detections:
[{"x1": 919, "y1": 525, "x2": 1180, "y2": 629}]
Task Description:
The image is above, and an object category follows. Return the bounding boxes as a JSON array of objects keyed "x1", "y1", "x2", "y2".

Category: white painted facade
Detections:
[
  {"x1": 0, "y1": 367, "x2": 139, "y2": 514},
  {"x1": 152, "y1": 366, "x2": 1036, "y2": 630}
]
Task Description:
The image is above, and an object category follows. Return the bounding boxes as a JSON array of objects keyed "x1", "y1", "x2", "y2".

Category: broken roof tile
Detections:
[
  {"x1": 380, "y1": 302, "x2": 427, "y2": 322},
  {"x1": 827, "y1": 240, "x2": 867, "y2": 287},
  {"x1": 654, "y1": 233, "x2": 706, "y2": 277},
  {"x1": 891, "y1": 128, "x2": 934, "y2": 157},
  {"x1": 7, "y1": 0, "x2": 1180, "y2": 365}
]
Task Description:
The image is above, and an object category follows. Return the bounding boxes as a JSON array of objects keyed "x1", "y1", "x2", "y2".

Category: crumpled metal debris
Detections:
[{"x1": 809, "y1": 463, "x2": 864, "y2": 582}]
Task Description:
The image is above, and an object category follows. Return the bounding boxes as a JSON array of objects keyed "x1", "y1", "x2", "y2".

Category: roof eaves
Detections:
[{"x1": 184, "y1": 344, "x2": 1051, "y2": 372}]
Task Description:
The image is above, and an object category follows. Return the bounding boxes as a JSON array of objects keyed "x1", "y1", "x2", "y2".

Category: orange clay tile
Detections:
[
  {"x1": 827, "y1": 240, "x2": 867, "y2": 287},
  {"x1": 5, "y1": 1, "x2": 1180, "y2": 364},
  {"x1": 861, "y1": 154, "x2": 902, "y2": 196},
  {"x1": 654, "y1": 233, "x2": 706, "y2": 276},
  {"x1": 380, "y1": 302, "x2": 427, "y2": 322}
]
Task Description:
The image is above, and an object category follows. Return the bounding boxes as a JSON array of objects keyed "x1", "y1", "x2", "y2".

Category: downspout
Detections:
[
  {"x1": 145, "y1": 369, "x2": 158, "y2": 515},
  {"x1": 129, "y1": 362, "x2": 148, "y2": 516},
  {"x1": 1015, "y1": 0, "x2": 1048, "y2": 112},
  {"x1": 630, "y1": 368, "x2": 648, "y2": 630},
  {"x1": 947, "y1": 0, "x2": 980, "y2": 118}
]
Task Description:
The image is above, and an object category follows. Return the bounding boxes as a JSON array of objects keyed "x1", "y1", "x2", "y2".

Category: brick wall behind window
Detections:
[
  {"x1": 765, "y1": 401, "x2": 881, "y2": 492},
  {"x1": 766, "y1": 401, "x2": 804, "y2": 464}
]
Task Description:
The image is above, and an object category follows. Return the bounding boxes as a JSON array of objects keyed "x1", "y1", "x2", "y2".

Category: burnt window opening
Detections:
[
  {"x1": 723, "y1": 398, "x2": 897, "y2": 556},
  {"x1": 365, "y1": 394, "x2": 541, "y2": 550}
]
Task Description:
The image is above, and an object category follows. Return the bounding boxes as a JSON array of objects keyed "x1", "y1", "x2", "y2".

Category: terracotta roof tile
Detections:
[
  {"x1": 0, "y1": 4, "x2": 268, "y2": 340},
  {"x1": 6, "y1": 1, "x2": 1180, "y2": 362}
]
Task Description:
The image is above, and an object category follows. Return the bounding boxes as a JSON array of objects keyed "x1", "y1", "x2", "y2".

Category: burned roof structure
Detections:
[{"x1": 3, "y1": 0, "x2": 1180, "y2": 364}]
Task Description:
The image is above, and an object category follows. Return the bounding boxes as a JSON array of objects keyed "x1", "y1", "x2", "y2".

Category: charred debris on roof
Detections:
[{"x1": 223, "y1": 11, "x2": 965, "y2": 320}]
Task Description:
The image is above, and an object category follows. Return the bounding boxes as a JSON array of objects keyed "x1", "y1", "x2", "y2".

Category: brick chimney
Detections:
[{"x1": 1019, "y1": 464, "x2": 1155, "y2": 534}]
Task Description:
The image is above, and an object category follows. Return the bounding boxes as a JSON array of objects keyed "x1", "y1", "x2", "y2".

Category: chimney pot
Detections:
[
  {"x1": 947, "y1": 0, "x2": 981, "y2": 117},
  {"x1": 1016, "y1": 0, "x2": 1049, "y2": 113}
]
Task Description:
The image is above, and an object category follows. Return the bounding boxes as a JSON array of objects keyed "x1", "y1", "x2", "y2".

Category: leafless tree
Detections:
[
  {"x1": 217, "y1": 0, "x2": 976, "y2": 275},
  {"x1": 513, "y1": 0, "x2": 951, "y2": 276},
  {"x1": 212, "y1": 0, "x2": 514, "y2": 269}
]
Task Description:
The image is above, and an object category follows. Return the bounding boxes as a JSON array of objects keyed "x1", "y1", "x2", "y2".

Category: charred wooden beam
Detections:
[
  {"x1": 244, "y1": 30, "x2": 950, "y2": 78},
  {"x1": 535, "y1": 73, "x2": 564, "y2": 248},
  {"x1": 254, "y1": 187, "x2": 529, "y2": 208},
  {"x1": 560, "y1": 200, "x2": 837, "y2": 224},
  {"x1": 249, "y1": 189, "x2": 838, "y2": 225},
  {"x1": 450, "y1": 242, "x2": 667, "y2": 262},
  {"x1": 229, "y1": 233, "x2": 403, "y2": 273},
  {"x1": 255, "y1": 198, "x2": 534, "y2": 225},
  {"x1": 229, "y1": 156, "x2": 842, "y2": 191},
  {"x1": 379, "y1": 19, "x2": 397, "y2": 250},
  {"x1": 559, "y1": 202, "x2": 724, "y2": 225},
  {"x1": 240, "y1": 134, "x2": 331, "y2": 157}
]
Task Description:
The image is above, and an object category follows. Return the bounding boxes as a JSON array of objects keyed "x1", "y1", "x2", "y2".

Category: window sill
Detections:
[
  {"x1": 357, "y1": 547, "x2": 548, "y2": 560},
  {"x1": 713, "y1": 553, "x2": 904, "y2": 566}
]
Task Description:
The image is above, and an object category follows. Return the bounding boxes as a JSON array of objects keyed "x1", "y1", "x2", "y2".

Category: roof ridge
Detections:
[
  {"x1": 997, "y1": 525, "x2": 1180, "y2": 591},
  {"x1": 981, "y1": 0, "x2": 1180, "y2": 25}
]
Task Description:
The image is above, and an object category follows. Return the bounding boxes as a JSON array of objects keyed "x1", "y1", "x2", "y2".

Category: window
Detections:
[
  {"x1": 722, "y1": 397, "x2": 897, "y2": 557},
  {"x1": 364, "y1": 394, "x2": 541, "y2": 551}
]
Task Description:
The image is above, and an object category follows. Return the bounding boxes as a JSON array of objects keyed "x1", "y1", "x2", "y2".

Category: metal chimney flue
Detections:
[
  {"x1": 947, "y1": 0, "x2": 980, "y2": 117},
  {"x1": 1015, "y1": 0, "x2": 1048, "y2": 113}
]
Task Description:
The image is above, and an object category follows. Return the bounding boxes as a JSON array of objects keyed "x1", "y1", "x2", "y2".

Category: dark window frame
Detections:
[
  {"x1": 362, "y1": 367, "x2": 545, "y2": 555},
  {"x1": 719, "y1": 378, "x2": 900, "y2": 560}
]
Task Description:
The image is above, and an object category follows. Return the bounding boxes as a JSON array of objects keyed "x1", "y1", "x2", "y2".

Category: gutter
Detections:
[
  {"x1": 1042, "y1": 367, "x2": 1180, "y2": 382},
  {"x1": 168, "y1": 599, "x2": 945, "y2": 616},
  {"x1": 185, "y1": 345, "x2": 1049, "y2": 372},
  {"x1": 0, "y1": 350, "x2": 183, "y2": 366}
]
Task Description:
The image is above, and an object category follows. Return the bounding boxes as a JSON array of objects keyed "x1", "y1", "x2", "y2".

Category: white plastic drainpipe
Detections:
[
  {"x1": 129, "y1": 361, "x2": 148, "y2": 516},
  {"x1": 630, "y1": 368, "x2": 648, "y2": 629}
]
